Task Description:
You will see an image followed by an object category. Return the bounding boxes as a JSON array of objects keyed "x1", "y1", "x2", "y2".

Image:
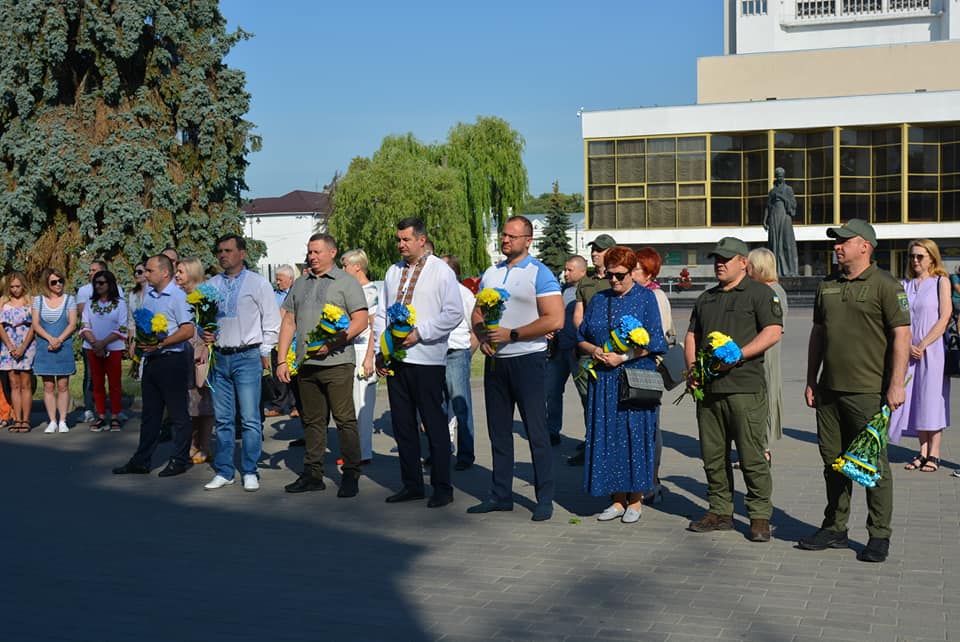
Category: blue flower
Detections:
[{"x1": 133, "y1": 308, "x2": 154, "y2": 335}]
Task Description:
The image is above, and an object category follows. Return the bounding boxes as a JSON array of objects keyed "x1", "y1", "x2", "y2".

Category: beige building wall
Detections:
[{"x1": 698, "y1": 40, "x2": 960, "y2": 104}]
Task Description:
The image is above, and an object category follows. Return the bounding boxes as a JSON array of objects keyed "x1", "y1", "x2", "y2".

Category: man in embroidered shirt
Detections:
[
  {"x1": 201, "y1": 234, "x2": 281, "y2": 493},
  {"x1": 276, "y1": 233, "x2": 368, "y2": 497},
  {"x1": 113, "y1": 254, "x2": 195, "y2": 477},
  {"x1": 375, "y1": 218, "x2": 463, "y2": 507},
  {"x1": 467, "y1": 215, "x2": 564, "y2": 521}
]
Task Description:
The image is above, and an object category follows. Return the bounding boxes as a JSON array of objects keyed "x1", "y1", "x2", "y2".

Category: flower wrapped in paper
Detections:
[
  {"x1": 304, "y1": 304, "x2": 349, "y2": 356},
  {"x1": 285, "y1": 336, "x2": 299, "y2": 376},
  {"x1": 476, "y1": 287, "x2": 510, "y2": 350},
  {"x1": 673, "y1": 331, "x2": 743, "y2": 405},
  {"x1": 832, "y1": 406, "x2": 890, "y2": 488},
  {"x1": 131, "y1": 308, "x2": 169, "y2": 365},
  {"x1": 379, "y1": 302, "x2": 417, "y2": 374},
  {"x1": 186, "y1": 283, "x2": 223, "y2": 332},
  {"x1": 580, "y1": 314, "x2": 651, "y2": 380}
]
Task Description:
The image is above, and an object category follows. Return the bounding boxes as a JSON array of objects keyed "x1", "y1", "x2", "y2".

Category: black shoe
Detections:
[
  {"x1": 289, "y1": 438, "x2": 306, "y2": 448},
  {"x1": 157, "y1": 460, "x2": 190, "y2": 477},
  {"x1": 427, "y1": 494, "x2": 454, "y2": 508},
  {"x1": 466, "y1": 499, "x2": 513, "y2": 514},
  {"x1": 285, "y1": 474, "x2": 325, "y2": 493},
  {"x1": 531, "y1": 502, "x2": 553, "y2": 521},
  {"x1": 337, "y1": 474, "x2": 359, "y2": 498},
  {"x1": 113, "y1": 461, "x2": 150, "y2": 475},
  {"x1": 549, "y1": 433, "x2": 562, "y2": 446},
  {"x1": 454, "y1": 460, "x2": 473, "y2": 471},
  {"x1": 798, "y1": 528, "x2": 849, "y2": 551},
  {"x1": 385, "y1": 488, "x2": 426, "y2": 503},
  {"x1": 566, "y1": 450, "x2": 585, "y2": 466},
  {"x1": 858, "y1": 537, "x2": 890, "y2": 563}
]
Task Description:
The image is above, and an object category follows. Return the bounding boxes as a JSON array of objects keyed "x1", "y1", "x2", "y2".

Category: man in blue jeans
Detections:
[
  {"x1": 545, "y1": 255, "x2": 586, "y2": 445},
  {"x1": 441, "y1": 255, "x2": 478, "y2": 471},
  {"x1": 202, "y1": 234, "x2": 281, "y2": 493}
]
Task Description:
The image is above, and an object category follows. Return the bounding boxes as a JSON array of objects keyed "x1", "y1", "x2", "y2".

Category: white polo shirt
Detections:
[{"x1": 479, "y1": 255, "x2": 561, "y2": 358}]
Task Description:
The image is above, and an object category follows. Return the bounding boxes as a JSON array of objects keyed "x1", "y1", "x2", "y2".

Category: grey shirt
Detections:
[{"x1": 282, "y1": 267, "x2": 368, "y2": 368}]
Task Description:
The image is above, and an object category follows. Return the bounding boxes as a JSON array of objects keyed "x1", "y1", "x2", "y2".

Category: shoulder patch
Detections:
[
  {"x1": 771, "y1": 295, "x2": 782, "y2": 318},
  {"x1": 897, "y1": 292, "x2": 909, "y2": 311}
]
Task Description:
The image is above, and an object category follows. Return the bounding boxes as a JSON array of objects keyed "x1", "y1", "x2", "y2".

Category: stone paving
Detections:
[{"x1": 3, "y1": 308, "x2": 960, "y2": 641}]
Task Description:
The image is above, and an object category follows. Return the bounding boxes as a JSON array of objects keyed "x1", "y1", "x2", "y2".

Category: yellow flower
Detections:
[
  {"x1": 185, "y1": 290, "x2": 202, "y2": 305},
  {"x1": 707, "y1": 331, "x2": 733, "y2": 350},
  {"x1": 476, "y1": 288, "x2": 501, "y2": 307},
  {"x1": 151, "y1": 313, "x2": 168, "y2": 334},
  {"x1": 285, "y1": 346, "x2": 298, "y2": 376},
  {"x1": 322, "y1": 303, "x2": 345, "y2": 322},
  {"x1": 628, "y1": 327, "x2": 650, "y2": 347},
  {"x1": 405, "y1": 305, "x2": 416, "y2": 326}
]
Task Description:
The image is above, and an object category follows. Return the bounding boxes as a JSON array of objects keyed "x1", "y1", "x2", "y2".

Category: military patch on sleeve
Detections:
[
  {"x1": 771, "y1": 295, "x2": 783, "y2": 318},
  {"x1": 897, "y1": 292, "x2": 909, "y2": 311}
]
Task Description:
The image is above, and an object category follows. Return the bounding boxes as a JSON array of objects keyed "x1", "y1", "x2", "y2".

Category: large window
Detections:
[{"x1": 710, "y1": 133, "x2": 768, "y2": 227}]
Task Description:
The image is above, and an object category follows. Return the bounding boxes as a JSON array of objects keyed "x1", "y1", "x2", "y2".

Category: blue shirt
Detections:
[{"x1": 142, "y1": 280, "x2": 194, "y2": 355}]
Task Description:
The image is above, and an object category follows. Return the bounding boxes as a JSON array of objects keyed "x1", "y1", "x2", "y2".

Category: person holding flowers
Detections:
[
  {"x1": 113, "y1": 254, "x2": 196, "y2": 477},
  {"x1": 468, "y1": 215, "x2": 563, "y2": 521},
  {"x1": 577, "y1": 246, "x2": 666, "y2": 523},
  {"x1": 801, "y1": 219, "x2": 910, "y2": 563},
  {"x1": 685, "y1": 237, "x2": 783, "y2": 542},
  {"x1": 78, "y1": 270, "x2": 128, "y2": 431},
  {"x1": 201, "y1": 234, "x2": 281, "y2": 493},
  {"x1": 375, "y1": 217, "x2": 463, "y2": 508},
  {"x1": 276, "y1": 233, "x2": 368, "y2": 498}
]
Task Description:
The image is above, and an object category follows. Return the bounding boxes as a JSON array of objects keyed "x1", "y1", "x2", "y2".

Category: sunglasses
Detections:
[
  {"x1": 607, "y1": 271, "x2": 630, "y2": 282},
  {"x1": 49, "y1": 278, "x2": 64, "y2": 286},
  {"x1": 94, "y1": 280, "x2": 107, "y2": 286},
  {"x1": 135, "y1": 269, "x2": 145, "y2": 275},
  {"x1": 909, "y1": 253, "x2": 928, "y2": 261}
]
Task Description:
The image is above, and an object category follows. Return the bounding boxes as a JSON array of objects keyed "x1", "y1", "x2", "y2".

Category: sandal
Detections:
[
  {"x1": 191, "y1": 451, "x2": 209, "y2": 464},
  {"x1": 904, "y1": 455, "x2": 926, "y2": 470},
  {"x1": 89, "y1": 417, "x2": 106, "y2": 432},
  {"x1": 109, "y1": 418, "x2": 122, "y2": 432},
  {"x1": 920, "y1": 457, "x2": 940, "y2": 472}
]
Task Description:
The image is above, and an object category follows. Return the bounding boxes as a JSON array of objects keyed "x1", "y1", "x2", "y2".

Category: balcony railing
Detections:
[{"x1": 795, "y1": 0, "x2": 931, "y2": 20}]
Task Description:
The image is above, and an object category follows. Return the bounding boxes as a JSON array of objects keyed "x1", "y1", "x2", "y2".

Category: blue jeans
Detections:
[
  {"x1": 444, "y1": 348, "x2": 474, "y2": 464},
  {"x1": 545, "y1": 348, "x2": 576, "y2": 437},
  {"x1": 211, "y1": 348, "x2": 264, "y2": 479}
]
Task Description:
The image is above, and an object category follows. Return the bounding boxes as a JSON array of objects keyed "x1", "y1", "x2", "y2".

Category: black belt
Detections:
[
  {"x1": 214, "y1": 343, "x2": 261, "y2": 355},
  {"x1": 447, "y1": 348, "x2": 468, "y2": 354}
]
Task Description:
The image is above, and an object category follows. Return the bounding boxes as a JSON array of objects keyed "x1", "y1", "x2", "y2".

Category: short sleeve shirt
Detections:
[
  {"x1": 814, "y1": 262, "x2": 911, "y2": 393},
  {"x1": 282, "y1": 267, "x2": 367, "y2": 367},
  {"x1": 688, "y1": 277, "x2": 784, "y2": 393},
  {"x1": 479, "y1": 255, "x2": 561, "y2": 358},
  {"x1": 575, "y1": 273, "x2": 610, "y2": 309}
]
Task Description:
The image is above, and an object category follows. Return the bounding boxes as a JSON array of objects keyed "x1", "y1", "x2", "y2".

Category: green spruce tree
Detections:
[{"x1": 537, "y1": 181, "x2": 572, "y2": 276}]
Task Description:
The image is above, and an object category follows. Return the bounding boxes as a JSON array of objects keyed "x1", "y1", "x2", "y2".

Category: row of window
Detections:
[{"x1": 795, "y1": 0, "x2": 930, "y2": 19}]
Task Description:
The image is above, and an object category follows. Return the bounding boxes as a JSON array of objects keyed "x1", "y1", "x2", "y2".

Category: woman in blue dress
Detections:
[
  {"x1": 31, "y1": 268, "x2": 78, "y2": 433},
  {"x1": 578, "y1": 246, "x2": 666, "y2": 524}
]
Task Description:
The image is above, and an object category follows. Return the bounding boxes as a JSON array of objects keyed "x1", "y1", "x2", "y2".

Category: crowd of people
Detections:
[{"x1": 2, "y1": 217, "x2": 955, "y2": 562}]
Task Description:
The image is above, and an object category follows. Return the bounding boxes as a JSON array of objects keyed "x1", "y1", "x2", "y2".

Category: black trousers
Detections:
[
  {"x1": 131, "y1": 351, "x2": 191, "y2": 467},
  {"x1": 387, "y1": 361, "x2": 452, "y2": 498}
]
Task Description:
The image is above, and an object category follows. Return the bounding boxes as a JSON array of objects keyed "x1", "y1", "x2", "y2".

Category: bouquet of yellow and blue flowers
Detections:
[
  {"x1": 832, "y1": 406, "x2": 890, "y2": 488},
  {"x1": 379, "y1": 302, "x2": 416, "y2": 374},
  {"x1": 581, "y1": 315, "x2": 651, "y2": 380},
  {"x1": 131, "y1": 308, "x2": 169, "y2": 365},
  {"x1": 285, "y1": 337, "x2": 299, "y2": 376},
  {"x1": 304, "y1": 304, "x2": 350, "y2": 357},
  {"x1": 476, "y1": 287, "x2": 510, "y2": 351},
  {"x1": 186, "y1": 283, "x2": 223, "y2": 332},
  {"x1": 673, "y1": 331, "x2": 742, "y2": 405}
]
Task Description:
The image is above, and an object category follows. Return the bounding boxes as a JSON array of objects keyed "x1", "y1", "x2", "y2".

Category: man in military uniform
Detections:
[
  {"x1": 800, "y1": 219, "x2": 910, "y2": 563},
  {"x1": 685, "y1": 237, "x2": 783, "y2": 542}
]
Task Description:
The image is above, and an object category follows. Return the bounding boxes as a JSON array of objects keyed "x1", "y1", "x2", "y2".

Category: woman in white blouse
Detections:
[{"x1": 79, "y1": 270, "x2": 128, "y2": 431}]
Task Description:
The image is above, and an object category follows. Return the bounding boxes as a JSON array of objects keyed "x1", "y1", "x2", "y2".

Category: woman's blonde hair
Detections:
[
  {"x1": 906, "y1": 238, "x2": 948, "y2": 278},
  {"x1": 747, "y1": 248, "x2": 779, "y2": 283},
  {"x1": 177, "y1": 257, "x2": 206, "y2": 290},
  {"x1": 3, "y1": 271, "x2": 31, "y2": 300},
  {"x1": 341, "y1": 248, "x2": 369, "y2": 272}
]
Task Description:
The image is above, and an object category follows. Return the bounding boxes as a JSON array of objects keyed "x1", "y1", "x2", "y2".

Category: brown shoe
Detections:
[
  {"x1": 688, "y1": 512, "x2": 734, "y2": 533},
  {"x1": 749, "y1": 518, "x2": 771, "y2": 542}
]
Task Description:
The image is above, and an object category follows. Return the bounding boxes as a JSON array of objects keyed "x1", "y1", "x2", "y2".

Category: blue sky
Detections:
[{"x1": 222, "y1": 1, "x2": 723, "y2": 200}]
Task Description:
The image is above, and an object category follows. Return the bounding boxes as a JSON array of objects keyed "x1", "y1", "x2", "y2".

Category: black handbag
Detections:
[
  {"x1": 657, "y1": 343, "x2": 686, "y2": 391},
  {"x1": 618, "y1": 368, "x2": 664, "y2": 409}
]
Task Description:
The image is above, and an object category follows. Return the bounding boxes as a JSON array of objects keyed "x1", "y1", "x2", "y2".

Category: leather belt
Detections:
[{"x1": 214, "y1": 343, "x2": 261, "y2": 355}]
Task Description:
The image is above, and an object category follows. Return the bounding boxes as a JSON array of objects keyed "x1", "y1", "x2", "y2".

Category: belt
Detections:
[
  {"x1": 214, "y1": 343, "x2": 261, "y2": 355},
  {"x1": 447, "y1": 348, "x2": 468, "y2": 354}
]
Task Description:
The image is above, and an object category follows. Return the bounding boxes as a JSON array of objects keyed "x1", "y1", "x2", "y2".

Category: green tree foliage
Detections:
[
  {"x1": 0, "y1": 0, "x2": 258, "y2": 288},
  {"x1": 523, "y1": 190, "x2": 583, "y2": 214},
  {"x1": 330, "y1": 135, "x2": 471, "y2": 279},
  {"x1": 537, "y1": 181, "x2": 572, "y2": 276},
  {"x1": 330, "y1": 117, "x2": 528, "y2": 278}
]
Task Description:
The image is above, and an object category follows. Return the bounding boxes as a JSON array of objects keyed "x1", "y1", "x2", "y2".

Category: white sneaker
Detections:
[
  {"x1": 83, "y1": 410, "x2": 95, "y2": 423},
  {"x1": 242, "y1": 474, "x2": 260, "y2": 492},
  {"x1": 44, "y1": 421, "x2": 57, "y2": 434},
  {"x1": 58, "y1": 421, "x2": 70, "y2": 433},
  {"x1": 204, "y1": 475, "x2": 235, "y2": 490}
]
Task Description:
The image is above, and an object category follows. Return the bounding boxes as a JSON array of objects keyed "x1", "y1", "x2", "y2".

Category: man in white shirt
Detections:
[
  {"x1": 202, "y1": 234, "x2": 282, "y2": 492},
  {"x1": 375, "y1": 217, "x2": 463, "y2": 508},
  {"x1": 441, "y1": 254, "x2": 479, "y2": 471}
]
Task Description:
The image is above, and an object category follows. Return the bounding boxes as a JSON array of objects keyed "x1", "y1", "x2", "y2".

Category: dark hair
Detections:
[
  {"x1": 91, "y1": 259, "x2": 108, "y2": 272},
  {"x1": 92, "y1": 270, "x2": 120, "y2": 302},
  {"x1": 604, "y1": 246, "x2": 638, "y2": 273},
  {"x1": 216, "y1": 233, "x2": 246, "y2": 252},
  {"x1": 634, "y1": 247, "x2": 663, "y2": 279},
  {"x1": 397, "y1": 217, "x2": 426, "y2": 237},
  {"x1": 441, "y1": 254, "x2": 462, "y2": 280},
  {"x1": 308, "y1": 233, "x2": 337, "y2": 251},
  {"x1": 149, "y1": 254, "x2": 175, "y2": 278},
  {"x1": 505, "y1": 215, "x2": 534, "y2": 236}
]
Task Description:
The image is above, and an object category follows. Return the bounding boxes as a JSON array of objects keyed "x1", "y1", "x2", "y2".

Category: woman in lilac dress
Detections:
[{"x1": 889, "y1": 239, "x2": 951, "y2": 472}]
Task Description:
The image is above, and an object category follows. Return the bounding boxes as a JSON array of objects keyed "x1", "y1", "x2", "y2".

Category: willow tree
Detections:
[
  {"x1": 445, "y1": 116, "x2": 528, "y2": 271},
  {"x1": 330, "y1": 134, "x2": 472, "y2": 279},
  {"x1": 0, "y1": 0, "x2": 258, "y2": 287}
]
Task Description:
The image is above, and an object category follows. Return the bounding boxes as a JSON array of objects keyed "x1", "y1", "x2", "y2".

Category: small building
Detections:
[{"x1": 241, "y1": 190, "x2": 330, "y2": 279}]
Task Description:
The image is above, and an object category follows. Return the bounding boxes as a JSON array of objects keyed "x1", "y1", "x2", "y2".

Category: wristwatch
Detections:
[{"x1": 510, "y1": 329, "x2": 519, "y2": 343}]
